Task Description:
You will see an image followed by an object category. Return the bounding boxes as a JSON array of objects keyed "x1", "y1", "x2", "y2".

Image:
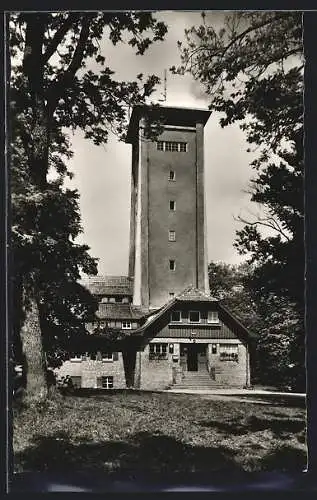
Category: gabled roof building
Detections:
[{"x1": 56, "y1": 105, "x2": 252, "y2": 390}]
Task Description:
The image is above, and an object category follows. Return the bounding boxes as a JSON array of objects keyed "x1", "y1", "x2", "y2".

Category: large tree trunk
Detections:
[
  {"x1": 19, "y1": 283, "x2": 47, "y2": 401},
  {"x1": 17, "y1": 15, "x2": 49, "y2": 401}
]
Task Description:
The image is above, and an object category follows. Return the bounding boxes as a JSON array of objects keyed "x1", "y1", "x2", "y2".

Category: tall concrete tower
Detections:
[{"x1": 126, "y1": 105, "x2": 211, "y2": 309}]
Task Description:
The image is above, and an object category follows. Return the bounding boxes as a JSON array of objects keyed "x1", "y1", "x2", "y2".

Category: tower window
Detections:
[
  {"x1": 169, "y1": 259, "x2": 176, "y2": 271},
  {"x1": 169, "y1": 292, "x2": 175, "y2": 298},
  {"x1": 169, "y1": 230, "x2": 176, "y2": 241},
  {"x1": 169, "y1": 200, "x2": 176, "y2": 211},
  {"x1": 157, "y1": 141, "x2": 187, "y2": 152},
  {"x1": 169, "y1": 170, "x2": 175, "y2": 181}
]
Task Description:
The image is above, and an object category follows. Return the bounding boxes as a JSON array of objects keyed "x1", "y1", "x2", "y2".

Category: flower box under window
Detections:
[{"x1": 219, "y1": 352, "x2": 239, "y2": 362}]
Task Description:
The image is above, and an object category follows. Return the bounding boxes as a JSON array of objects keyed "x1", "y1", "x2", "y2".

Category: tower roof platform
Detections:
[{"x1": 126, "y1": 104, "x2": 211, "y2": 143}]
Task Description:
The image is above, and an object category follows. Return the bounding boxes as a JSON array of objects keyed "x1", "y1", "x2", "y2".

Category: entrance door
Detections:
[{"x1": 187, "y1": 345, "x2": 198, "y2": 371}]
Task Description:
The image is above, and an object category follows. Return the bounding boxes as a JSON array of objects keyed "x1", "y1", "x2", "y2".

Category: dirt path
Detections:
[{"x1": 165, "y1": 389, "x2": 306, "y2": 405}]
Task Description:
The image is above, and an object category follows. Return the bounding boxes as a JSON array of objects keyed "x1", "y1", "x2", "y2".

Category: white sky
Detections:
[{"x1": 66, "y1": 11, "x2": 258, "y2": 276}]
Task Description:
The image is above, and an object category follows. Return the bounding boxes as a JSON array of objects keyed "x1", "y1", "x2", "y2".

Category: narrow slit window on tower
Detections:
[
  {"x1": 169, "y1": 200, "x2": 176, "y2": 211},
  {"x1": 169, "y1": 170, "x2": 175, "y2": 181},
  {"x1": 169, "y1": 230, "x2": 176, "y2": 241},
  {"x1": 169, "y1": 259, "x2": 176, "y2": 271}
]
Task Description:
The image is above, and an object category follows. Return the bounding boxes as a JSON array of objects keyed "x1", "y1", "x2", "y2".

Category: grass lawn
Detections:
[{"x1": 13, "y1": 391, "x2": 307, "y2": 477}]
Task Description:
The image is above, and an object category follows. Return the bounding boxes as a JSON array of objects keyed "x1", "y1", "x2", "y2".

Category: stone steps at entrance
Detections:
[{"x1": 171, "y1": 370, "x2": 224, "y2": 390}]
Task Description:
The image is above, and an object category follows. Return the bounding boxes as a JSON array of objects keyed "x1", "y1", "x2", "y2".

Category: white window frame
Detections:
[
  {"x1": 149, "y1": 343, "x2": 168, "y2": 360},
  {"x1": 70, "y1": 354, "x2": 82, "y2": 362},
  {"x1": 122, "y1": 321, "x2": 132, "y2": 329},
  {"x1": 219, "y1": 344, "x2": 239, "y2": 361},
  {"x1": 102, "y1": 352, "x2": 113, "y2": 362},
  {"x1": 157, "y1": 141, "x2": 187, "y2": 152},
  {"x1": 189, "y1": 311, "x2": 201, "y2": 323},
  {"x1": 171, "y1": 310, "x2": 181, "y2": 322},
  {"x1": 219, "y1": 344, "x2": 239, "y2": 354},
  {"x1": 169, "y1": 230, "x2": 176, "y2": 241},
  {"x1": 100, "y1": 376, "x2": 114, "y2": 389},
  {"x1": 207, "y1": 311, "x2": 219, "y2": 323}
]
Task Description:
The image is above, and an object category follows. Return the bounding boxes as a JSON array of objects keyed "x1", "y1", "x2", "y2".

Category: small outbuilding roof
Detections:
[
  {"x1": 176, "y1": 286, "x2": 218, "y2": 302},
  {"x1": 96, "y1": 303, "x2": 146, "y2": 320},
  {"x1": 82, "y1": 275, "x2": 133, "y2": 296}
]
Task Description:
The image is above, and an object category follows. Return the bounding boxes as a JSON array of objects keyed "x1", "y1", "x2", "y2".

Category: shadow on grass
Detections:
[
  {"x1": 14, "y1": 429, "x2": 242, "y2": 476},
  {"x1": 199, "y1": 414, "x2": 305, "y2": 439},
  {"x1": 200, "y1": 416, "x2": 305, "y2": 443},
  {"x1": 234, "y1": 395, "x2": 306, "y2": 409},
  {"x1": 260, "y1": 444, "x2": 307, "y2": 472}
]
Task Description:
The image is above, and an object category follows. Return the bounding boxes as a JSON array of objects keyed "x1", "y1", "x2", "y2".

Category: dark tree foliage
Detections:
[
  {"x1": 10, "y1": 12, "x2": 168, "y2": 399},
  {"x1": 175, "y1": 12, "x2": 304, "y2": 390},
  {"x1": 208, "y1": 260, "x2": 304, "y2": 390},
  {"x1": 173, "y1": 11, "x2": 303, "y2": 308},
  {"x1": 208, "y1": 261, "x2": 259, "y2": 331}
]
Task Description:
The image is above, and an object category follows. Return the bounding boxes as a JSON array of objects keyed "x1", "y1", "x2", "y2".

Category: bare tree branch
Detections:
[
  {"x1": 42, "y1": 13, "x2": 80, "y2": 64},
  {"x1": 235, "y1": 212, "x2": 291, "y2": 242},
  {"x1": 46, "y1": 14, "x2": 94, "y2": 117}
]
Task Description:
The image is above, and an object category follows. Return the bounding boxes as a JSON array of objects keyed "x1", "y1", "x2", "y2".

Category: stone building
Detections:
[{"x1": 55, "y1": 105, "x2": 252, "y2": 390}]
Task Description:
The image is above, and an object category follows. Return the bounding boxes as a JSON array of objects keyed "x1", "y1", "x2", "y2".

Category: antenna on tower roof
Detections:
[{"x1": 158, "y1": 69, "x2": 167, "y2": 103}]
